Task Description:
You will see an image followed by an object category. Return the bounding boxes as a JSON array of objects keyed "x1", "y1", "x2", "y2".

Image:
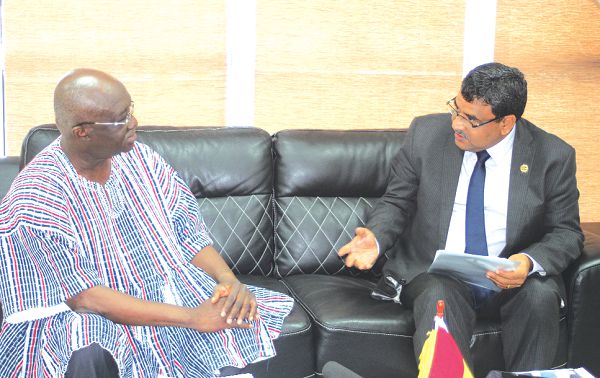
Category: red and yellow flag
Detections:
[{"x1": 418, "y1": 300, "x2": 474, "y2": 378}]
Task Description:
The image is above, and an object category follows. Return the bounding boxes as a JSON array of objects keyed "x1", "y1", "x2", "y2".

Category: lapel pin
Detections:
[{"x1": 520, "y1": 164, "x2": 529, "y2": 173}]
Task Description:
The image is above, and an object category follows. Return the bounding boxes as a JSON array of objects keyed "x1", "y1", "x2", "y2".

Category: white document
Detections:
[
  {"x1": 513, "y1": 367, "x2": 595, "y2": 377},
  {"x1": 428, "y1": 250, "x2": 520, "y2": 292},
  {"x1": 487, "y1": 367, "x2": 596, "y2": 377}
]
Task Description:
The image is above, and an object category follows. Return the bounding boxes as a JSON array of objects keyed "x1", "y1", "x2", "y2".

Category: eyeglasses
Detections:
[
  {"x1": 73, "y1": 101, "x2": 135, "y2": 128},
  {"x1": 446, "y1": 97, "x2": 502, "y2": 128}
]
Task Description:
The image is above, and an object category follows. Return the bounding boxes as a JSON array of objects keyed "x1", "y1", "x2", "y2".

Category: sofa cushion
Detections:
[
  {"x1": 283, "y1": 274, "x2": 417, "y2": 377},
  {"x1": 273, "y1": 129, "x2": 406, "y2": 279},
  {"x1": 21, "y1": 125, "x2": 275, "y2": 275},
  {"x1": 236, "y1": 275, "x2": 315, "y2": 378}
]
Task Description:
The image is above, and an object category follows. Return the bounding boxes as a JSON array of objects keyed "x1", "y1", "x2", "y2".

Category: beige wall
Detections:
[
  {"x1": 3, "y1": 1, "x2": 599, "y2": 221},
  {"x1": 255, "y1": 2, "x2": 463, "y2": 133},
  {"x1": 3, "y1": 0, "x2": 227, "y2": 154},
  {"x1": 495, "y1": 1, "x2": 600, "y2": 223}
]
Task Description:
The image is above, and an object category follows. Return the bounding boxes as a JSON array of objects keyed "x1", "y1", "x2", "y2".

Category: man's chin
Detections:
[
  {"x1": 454, "y1": 139, "x2": 469, "y2": 151},
  {"x1": 122, "y1": 142, "x2": 135, "y2": 153}
]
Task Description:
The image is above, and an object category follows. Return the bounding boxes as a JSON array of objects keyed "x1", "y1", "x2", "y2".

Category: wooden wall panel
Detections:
[
  {"x1": 3, "y1": 0, "x2": 226, "y2": 156},
  {"x1": 255, "y1": 1, "x2": 465, "y2": 133},
  {"x1": 495, "y1": 0, "x2": 600, "y2": 221},
  {"x1": 3, "y1": 0, "x2": 598, "y2": 221}
]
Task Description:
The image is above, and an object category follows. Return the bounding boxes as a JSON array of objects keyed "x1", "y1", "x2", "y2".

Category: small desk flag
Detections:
[{"x1": 418, "y1": 300, "x2": 474, "y2": 378}]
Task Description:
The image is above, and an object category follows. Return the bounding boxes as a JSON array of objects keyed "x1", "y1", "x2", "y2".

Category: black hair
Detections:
[{"x1": 461, "y1": 62, "x2": 527, "y2": 120}]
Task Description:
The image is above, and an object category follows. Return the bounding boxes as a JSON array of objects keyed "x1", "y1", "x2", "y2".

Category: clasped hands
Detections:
[
  {"x1": 191, "y1": 278, "x2": 258, "y2": 333},
  {"x1": 338, "y1": 227, "x2": 532, "y2": 291}
]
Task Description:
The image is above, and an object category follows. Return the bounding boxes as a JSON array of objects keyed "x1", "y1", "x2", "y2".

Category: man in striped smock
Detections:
[{"x1": 0, "y1": 68, "x2": 293, "y2": 377}]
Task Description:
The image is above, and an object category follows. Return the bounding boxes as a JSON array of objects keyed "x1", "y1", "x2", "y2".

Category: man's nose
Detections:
[
  {"x1": 451, "y1": 115, "x2": 465, "y2": 132},
  {"x1": 129, "y1": 115, "x2": 138, "y2": 129}
]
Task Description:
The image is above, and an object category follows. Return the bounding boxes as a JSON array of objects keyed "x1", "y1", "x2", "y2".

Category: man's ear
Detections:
[
  {"x1": 72, "y1": 125, "x2": 91, "y2": 139},
  {"x1": 499, "y1": 114, "x2": 517, "y2": 136}
]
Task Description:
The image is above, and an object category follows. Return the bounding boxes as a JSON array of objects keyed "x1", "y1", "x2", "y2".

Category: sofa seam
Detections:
[{"x1": 278, "y1": 325, "x2": 312, "y2": 338}]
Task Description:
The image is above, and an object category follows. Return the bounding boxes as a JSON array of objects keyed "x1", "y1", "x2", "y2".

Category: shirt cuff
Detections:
[{"x1": 523, "y1": 253, "x2": 546, "y2": 276}]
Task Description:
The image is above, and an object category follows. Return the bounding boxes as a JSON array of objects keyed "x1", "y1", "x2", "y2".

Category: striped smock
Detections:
[{"x1": 0, "y1": 139, "x2": 293, "y2": 377}]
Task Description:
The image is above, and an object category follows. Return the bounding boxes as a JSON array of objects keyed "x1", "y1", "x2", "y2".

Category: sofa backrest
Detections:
[
  {"x1": 21, "y1": 126, "x2": 409, "y2": 279},
  {"x1": 272, "y1": 129, "x2": 406, "y2": 279},
  {"x1": 21, "y1": 125, "x2": 275, "y2": 276}
]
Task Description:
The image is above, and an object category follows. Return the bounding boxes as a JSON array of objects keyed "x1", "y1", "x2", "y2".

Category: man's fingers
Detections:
[
  {"x1": 226, "y1": 284, "x2": 247, "y2": 324},
  {"x1": 355, "y1": 227, "x2": 367, "y2": 238},
  {"x1": 344, "y1": 252, "x2": 375, "y2": 270},
  {"x1": 227, "y1": 297, "x2": 243, "y2": 325},
  {"x1": 232, "y1": 290, "x2": 248, "y2": 324},
  {"x1": 488, "y1": 271, "x2": 525, "y2": 289},
  {"x1": 211, "y1": 285, "x2": 227, "y2": 303},
  {"x1": 220, "y1": 283, "x2": 240, "y2": 318},
  {"x1": 236, "y1": 294, "x2": 253, "y2": 325},
  {"x1": 345, "y1": 253, "x2": 357, "y2": 268},
  {"x1": 248, "y1": 300, "x2": 258, "y2": 321},
  {"x1": 338, "y1": 243, "x2": 352, "y2": 257}
]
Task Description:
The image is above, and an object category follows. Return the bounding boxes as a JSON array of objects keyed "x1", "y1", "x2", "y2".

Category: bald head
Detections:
[{"x1": 54, "y1": 68, "x2": 130, "y2": 133}]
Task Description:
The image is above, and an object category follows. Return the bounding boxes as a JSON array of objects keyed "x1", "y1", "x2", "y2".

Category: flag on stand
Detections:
[{"x1": 418, "y1": 300, "x2": 474, "y2": 378}]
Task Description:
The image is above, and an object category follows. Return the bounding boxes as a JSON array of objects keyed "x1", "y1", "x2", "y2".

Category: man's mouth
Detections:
[{"x1": 454, "y1": 131, "x2": 466, "y2": 141}]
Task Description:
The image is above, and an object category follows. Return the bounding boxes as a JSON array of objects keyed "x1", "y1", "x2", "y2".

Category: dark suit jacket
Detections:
[{"x1": 368, "y1": 113, "x2": 583, "y2": 287}]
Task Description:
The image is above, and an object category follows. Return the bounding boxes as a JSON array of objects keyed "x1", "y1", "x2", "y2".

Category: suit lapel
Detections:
[
  {"x1": 503, "y1": 120, "x2": 534, "y2": 256},
  {"x1": 438, "y1": 132, "x2": 464, "y2": 248}
]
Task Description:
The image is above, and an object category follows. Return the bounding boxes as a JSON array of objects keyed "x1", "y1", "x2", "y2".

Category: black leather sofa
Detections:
[{"x1": 1, "y1": 125, "x2": 599, "y2": 378}]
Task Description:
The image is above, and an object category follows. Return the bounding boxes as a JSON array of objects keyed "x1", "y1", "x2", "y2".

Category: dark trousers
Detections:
[
  {"x1": 65, "y1": 343, "x2": 119, "y2": 378},
  {"x1": 322, "y1": 361, "x2": 363, "y2": 378},
  {"x1": 401, "y1": 272, "x2": 561, "y2": 373}
]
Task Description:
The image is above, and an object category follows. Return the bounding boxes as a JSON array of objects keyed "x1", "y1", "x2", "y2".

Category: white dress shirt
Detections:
[{"x1": 445, "y1": 126, "x2": 543, "y2": 274}]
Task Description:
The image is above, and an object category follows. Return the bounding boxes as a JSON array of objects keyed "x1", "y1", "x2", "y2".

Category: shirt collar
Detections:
[
  {"x1": 486, "y1": 124, "x2": 515, "y2": 162},
  {"x1": 466, "y1": 124, "x2": 516, "y2": 163}
]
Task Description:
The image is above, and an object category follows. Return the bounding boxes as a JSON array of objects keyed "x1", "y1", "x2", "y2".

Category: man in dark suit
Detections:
[{"x1": 338, "y1": 62, "x2": 583, "y2": 373}]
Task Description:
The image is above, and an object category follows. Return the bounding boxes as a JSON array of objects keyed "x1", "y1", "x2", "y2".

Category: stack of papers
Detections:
[
  {"x1": 428, "y1": 250, "x2": 520, "y2": 292},
  {"x1": 486, "y1": 367, "x2": 595, "y2": 377}
]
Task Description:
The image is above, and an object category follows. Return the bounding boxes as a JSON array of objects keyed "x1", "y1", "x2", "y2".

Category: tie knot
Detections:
[{"x1": 476, "y1": 150, "x2": 490, "y2": 163}]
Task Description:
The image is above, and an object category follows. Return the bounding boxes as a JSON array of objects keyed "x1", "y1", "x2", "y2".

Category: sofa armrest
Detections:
[
  {"x1": 563, "y1": 229, "x2": 600, "y2": 374},
  {"x1": 0, "y1": 156, "x2": 19, "y2": 200}
]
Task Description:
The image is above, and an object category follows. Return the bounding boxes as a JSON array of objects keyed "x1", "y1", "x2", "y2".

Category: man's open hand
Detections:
[{"x1": 338, "y1": 227, "x2": 379, "y2": 270}]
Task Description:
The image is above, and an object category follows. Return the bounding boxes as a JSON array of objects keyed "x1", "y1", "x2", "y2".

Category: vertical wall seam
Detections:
[
  {"x1": 463, "y1": 0, "x2": 497, "y2": 77},
  {"x1": 1, "y1": 2, "x2": 6, "y2": 156},
  {"x1": 225, "y1": 0, "x2": 256, "y2": 127}
]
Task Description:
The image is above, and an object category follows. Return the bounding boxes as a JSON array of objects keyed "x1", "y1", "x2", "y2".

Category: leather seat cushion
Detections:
[{"x1": 236, "y1": 275, "x2": 314, "y2": 378}]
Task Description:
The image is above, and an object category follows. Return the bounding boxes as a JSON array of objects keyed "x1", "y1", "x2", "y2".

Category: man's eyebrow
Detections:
[
  {"x1": 115, "y1": 104, "x2": 130, "y2": 120},
  {"x1": 454, "y1": 99, "x2": 480, "y2": 122}
]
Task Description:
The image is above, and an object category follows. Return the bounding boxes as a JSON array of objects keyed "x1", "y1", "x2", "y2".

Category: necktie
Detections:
[
  {"x1": 465, "y1": 150, "x2": 490, "y2": 255},
  {"x1": 465, "y1": 150, "x2": 492, "y2": 306}
]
